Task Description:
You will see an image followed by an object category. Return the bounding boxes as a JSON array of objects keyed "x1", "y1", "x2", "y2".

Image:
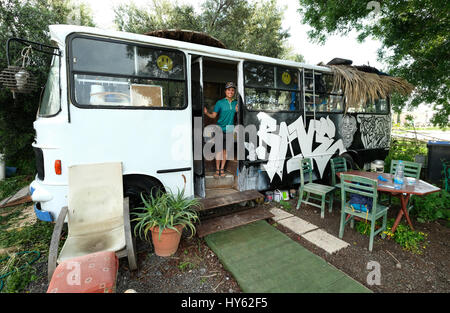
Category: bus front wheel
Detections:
[
  {"x1": 123, "y1": 175, "x2": 164, "y2": 210},
  {"x1": 341, "y1": 153, "x2": 355, "y2": 170}
]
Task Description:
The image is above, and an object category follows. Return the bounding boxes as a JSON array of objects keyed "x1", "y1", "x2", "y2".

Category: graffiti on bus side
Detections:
[
  {"x1": 245, "y1": 112, "x2": 346, "y2": 182},
  {"x1": 357, "y1": 114, "x2": 391, "y2": 149}
]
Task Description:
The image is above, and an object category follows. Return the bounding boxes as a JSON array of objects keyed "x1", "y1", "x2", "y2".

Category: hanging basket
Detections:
[{"x1": 0, "y1": 66, "x2": 38, "y2": 95}]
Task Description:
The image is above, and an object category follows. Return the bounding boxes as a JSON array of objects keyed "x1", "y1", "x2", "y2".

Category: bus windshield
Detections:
[
  {"x1": 70, "y1": 36, "x2": 186, "y2": 109},
  {"x1": 39, "y1": 55, "x2": 60, "y2": 116}
]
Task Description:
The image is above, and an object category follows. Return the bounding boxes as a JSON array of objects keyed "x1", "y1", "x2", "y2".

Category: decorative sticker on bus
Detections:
[
  {"x1": 281, "y1": 72, "x2": 291, "y2": 85},
  {"x1": 357, "y1": 115, "x2": 391, "y2": 149},
  {"x1": 245, "y1": 112, "x2": 346, "y2": 182},
  {"x1": 157, "y1": 55, "x2": 173, "y2": 72}
]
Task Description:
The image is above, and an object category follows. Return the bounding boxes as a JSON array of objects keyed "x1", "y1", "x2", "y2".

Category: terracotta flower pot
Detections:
[{"x1": 150, "y1": 224, "x2": 184, "y2": 257}]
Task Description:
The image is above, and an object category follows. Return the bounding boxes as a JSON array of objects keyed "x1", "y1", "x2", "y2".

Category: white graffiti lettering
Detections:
[{"x1": 248, "y1": 113, "x2": 346, "y2": 181}]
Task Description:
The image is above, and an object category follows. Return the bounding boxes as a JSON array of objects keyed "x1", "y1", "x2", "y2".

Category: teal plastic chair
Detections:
[
  {"x1": 389, "y1": 160, "x2": 422, "y2": 213},
  {"x1": 331, "y1": 157, "x2": 348, "y2": 187},
  {"x1": 296, "y1": 158, "x2": 335, "y2": 218},
  {"x1": 330, "y1": 157, "x2": 348, "y2": 206},
  {"x1": 390, "y1": 160, "x2": 422, "y2": 179},
  {"x1": 338, "y1": 174, "x2": 389, "y2": 252}
]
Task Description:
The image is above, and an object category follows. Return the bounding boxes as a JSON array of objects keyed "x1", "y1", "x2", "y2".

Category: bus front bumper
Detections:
[{"x1": 30, "y1": 180, "x2": 66, "y2": 222}]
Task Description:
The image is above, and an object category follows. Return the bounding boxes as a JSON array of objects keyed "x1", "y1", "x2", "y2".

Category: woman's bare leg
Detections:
[
  {"x1": 220, "y1": 149, "x2": 227, "y2": 176},
  {"x1": 214, "y1": 151, "x2": 222, "y2": 178}
]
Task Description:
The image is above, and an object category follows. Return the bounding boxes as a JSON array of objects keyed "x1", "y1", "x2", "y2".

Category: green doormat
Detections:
[{"x1": 205, "y1": 220, "x2": 372, "y2": 293}]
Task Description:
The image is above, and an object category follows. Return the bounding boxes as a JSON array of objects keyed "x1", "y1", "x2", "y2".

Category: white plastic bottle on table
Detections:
[{"x1": 394, "y1": 160, "x2": 405, "y2": 189}]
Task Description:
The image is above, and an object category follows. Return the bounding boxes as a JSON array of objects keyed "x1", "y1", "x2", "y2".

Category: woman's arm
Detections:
[{"x1": 204, "y1": 107, "x2": 218, "y2": 119}]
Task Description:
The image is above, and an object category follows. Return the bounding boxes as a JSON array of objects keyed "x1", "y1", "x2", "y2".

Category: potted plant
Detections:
[{"x1": 132, "y1": 188, "x2": 200, "y2": 257}]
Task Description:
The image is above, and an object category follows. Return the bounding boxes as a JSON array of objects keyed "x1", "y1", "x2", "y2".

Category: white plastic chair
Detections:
[{"x1": 48, "y1": 162, "x2": 137, "y2": 281}]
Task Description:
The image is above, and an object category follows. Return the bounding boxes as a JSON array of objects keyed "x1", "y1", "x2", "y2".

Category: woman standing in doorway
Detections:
[{"x1": 204, "y1": 81, "x2": 238, "y2": 178}]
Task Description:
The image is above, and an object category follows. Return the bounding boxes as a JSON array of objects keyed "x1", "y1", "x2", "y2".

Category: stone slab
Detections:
[
  {"x1": 277, "y1": 216, "x2": 318, "y2": 235},
  {"x1": 269, "y1": 208, "x2": 294, "y2": 222},
  {"x1": 301, "y1": 229, "x2": 350, "y2": 254}
]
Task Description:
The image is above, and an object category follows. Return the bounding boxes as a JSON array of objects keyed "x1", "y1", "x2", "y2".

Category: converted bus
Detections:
[{"x1": 24, "y1": 25, "x2": 391, "y2": 221}]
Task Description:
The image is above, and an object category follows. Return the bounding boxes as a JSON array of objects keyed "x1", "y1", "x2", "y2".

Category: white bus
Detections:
[{"x1": 25, "y1": 25, "x2": 390, "y2": 222}]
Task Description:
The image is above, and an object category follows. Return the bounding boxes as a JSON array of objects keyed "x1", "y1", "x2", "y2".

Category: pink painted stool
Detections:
[{"x1": 47, "y1": 251, "x2": 118, "y2": 293}]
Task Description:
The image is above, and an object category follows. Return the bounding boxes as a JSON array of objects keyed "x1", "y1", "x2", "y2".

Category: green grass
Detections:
[
  {"x1": 0, "y1": 177, "x2": 54, "y2": 293},
  {"x1": 0, "y1": 175, "x2": 32, "y2": 201}
]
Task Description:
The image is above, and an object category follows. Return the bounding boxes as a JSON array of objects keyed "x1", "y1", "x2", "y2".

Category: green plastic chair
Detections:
[
  {"x1": 331, "y1": 157, "x2": 348, "y2": 187},
  {"x1": 390, "y1": 160, "x2": 422, "y2": 179},
  {"x1": 330, "y1": 157, "x2": 348, "y2": 206},
  {"x1": 388, "y1": 160, "x2": 422, "y2": 213},
  {"x1": 296, "y1": 158, "x2": 335, "y2": 218},
  {"x1": 338, "y1": 174, "x2": 389, "y2": 252}
]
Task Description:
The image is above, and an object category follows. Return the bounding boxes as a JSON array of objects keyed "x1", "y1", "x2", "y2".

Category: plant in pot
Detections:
[{"x1": 132, "y1": 188, "x2": 200, "y2": 257}]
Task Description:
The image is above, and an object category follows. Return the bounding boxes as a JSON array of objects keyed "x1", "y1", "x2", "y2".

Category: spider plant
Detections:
[{"x1": 132, "y1": 188, "x2": 200, "y2": 241}]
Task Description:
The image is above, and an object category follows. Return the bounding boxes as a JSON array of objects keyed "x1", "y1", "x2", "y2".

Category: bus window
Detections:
[
  {"x1": 39, "y1": 55, "x2": 60, "y2": 116},
  {"x1": 305, "y1": 73, "x2": 344, "y2": 113},
  {"x1": 244, "y1": 62, "x2": 300, "y2": 112},
  {"x1": 70, "y1": 36, "x2": 186, "y2": 109},
  {"x1": 347, "y1": 98, "x2": 388, "y2": 114}
]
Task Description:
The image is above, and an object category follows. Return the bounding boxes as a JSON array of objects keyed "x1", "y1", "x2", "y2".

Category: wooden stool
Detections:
[{"x1": 47, "y1": 251, "x2": 118, "y2": 293}]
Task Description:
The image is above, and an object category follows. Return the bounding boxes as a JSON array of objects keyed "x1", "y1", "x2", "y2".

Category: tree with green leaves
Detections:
[
  {"x1": 114, "y1": 0, "x2": 292, "y2": 59},
  {"x1": 0, "y1": 0, "x2": 95, "y2": 173},
  {"x1": 297, "y1": 0, "x2": 450, "y2": 128}
]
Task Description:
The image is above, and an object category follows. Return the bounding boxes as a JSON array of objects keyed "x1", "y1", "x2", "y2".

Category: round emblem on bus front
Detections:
[
  {"x1": 157, "y1": 55, "x2": 173, "y2": 72},
  {"x1": 282, "y1": 72, "x2": 291, "y2": 85}
]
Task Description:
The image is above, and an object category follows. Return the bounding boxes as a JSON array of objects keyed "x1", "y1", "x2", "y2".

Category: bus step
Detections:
[
  {"x1": 198, "y1": 189, "x2": 264, "y2": 211},
  {"x1": 196, "y1": 207, "x2": 274, "y2": 238},
  {"x1": 205, "y1": 171, "x2": 234, "y2": 189}
]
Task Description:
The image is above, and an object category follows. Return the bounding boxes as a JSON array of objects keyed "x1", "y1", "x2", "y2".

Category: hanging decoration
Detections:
[{"x1": 0, "y1": 45, "x2": 38, "y2": 98}]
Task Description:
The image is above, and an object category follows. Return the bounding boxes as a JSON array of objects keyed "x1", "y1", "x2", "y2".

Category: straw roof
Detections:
[
  {"x1": 326, "y1": 63, "x2": 414, "y2": 113},
  {"x1": 144, "y1": 29, "x2": 226, "y2": 49}
]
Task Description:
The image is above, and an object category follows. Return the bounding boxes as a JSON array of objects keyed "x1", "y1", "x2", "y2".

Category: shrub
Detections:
[{"x1": 411, "y1": 190, "x2": 450, "y2": 224}]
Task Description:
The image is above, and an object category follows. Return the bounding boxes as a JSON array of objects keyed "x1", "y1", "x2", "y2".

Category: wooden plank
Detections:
[
  {"x1": 205, "y1": 188, "x2": 239, "y2": 199},
  {"x1": 0, "y1": 186, "x2": 31, "y2": 208},
  {"x1": 198, "y1": 189, "x2": 264, "y2": 211},
  {"x1": 196, "y1": 207, "x2": 274, "y2": 238}
]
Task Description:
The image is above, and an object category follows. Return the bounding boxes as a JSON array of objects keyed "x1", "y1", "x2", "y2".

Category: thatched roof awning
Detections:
[
  {"x1": 144, "y1": 29, "x2": 226, "y2": 49},
  {"x1": 323, "y1": 59, "x2": 414, "y2": 113}
]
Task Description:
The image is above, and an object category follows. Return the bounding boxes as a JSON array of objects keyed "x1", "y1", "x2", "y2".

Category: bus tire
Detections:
[
  {"x1": 341, "y1": 152, "x2": 355, "y2": 170},
  {"x1": 123, "y1": 175, "x2": 165, "y2": 210}
]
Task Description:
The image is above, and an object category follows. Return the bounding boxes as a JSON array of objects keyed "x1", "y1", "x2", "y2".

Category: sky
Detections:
[{"x1": 84, "y1": 0, "x2": 385, "y2": 70}]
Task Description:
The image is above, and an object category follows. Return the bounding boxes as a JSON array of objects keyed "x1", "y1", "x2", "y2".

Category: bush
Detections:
[
  {"x1": 384, "y1": 138, "x2": 427, "y2": 173},
  {"x1": 411, "y1": 190, "x2": 450, "y2": 224},
  {"x1": 356, "y1": 218, "x2": 428, "y2": 254}
]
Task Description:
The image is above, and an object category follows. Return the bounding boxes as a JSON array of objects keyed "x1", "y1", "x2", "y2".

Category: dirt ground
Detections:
[{"x1": 23, "y1": 197, "x2": 450, "y2": 293}]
